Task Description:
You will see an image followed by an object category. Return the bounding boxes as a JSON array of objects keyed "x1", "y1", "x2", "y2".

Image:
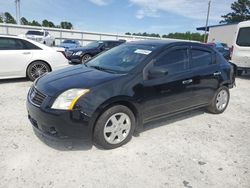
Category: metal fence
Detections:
[{"x1": 0, "y1": 23, "x2": 178, "y2": 46}]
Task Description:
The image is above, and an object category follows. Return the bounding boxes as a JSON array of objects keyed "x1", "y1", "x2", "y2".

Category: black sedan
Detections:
[
  {"x1": 67, "y1": 40, "x2": 125, "y2": 64},
  {"x1": 27, "y1": 40, "x2": 235, "y2": 149}
]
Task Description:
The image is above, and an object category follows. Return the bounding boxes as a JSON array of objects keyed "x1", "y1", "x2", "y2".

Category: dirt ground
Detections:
[{"x1": 0, "y1": 75, "x2": 249, "y2": 188}]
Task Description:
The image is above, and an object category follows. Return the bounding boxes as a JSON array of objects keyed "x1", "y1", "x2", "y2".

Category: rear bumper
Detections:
[{"x1": 26, "y1": 98, "x2": 93, "y2": 140}]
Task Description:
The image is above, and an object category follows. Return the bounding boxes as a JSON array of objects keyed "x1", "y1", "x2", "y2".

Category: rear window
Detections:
[
  {"x1": 236, "y1": 27, "x2": 250, "y2": 47},
  {"x1": 191, "y1": 49, "x2": 212, "y2": 68}
]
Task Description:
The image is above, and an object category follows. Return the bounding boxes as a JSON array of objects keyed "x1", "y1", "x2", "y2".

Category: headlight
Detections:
[
  {"x1": 51, "y1": 89, "x2": 90, "y2": 110},
  {"x1": 74, "y1": 51, "x2": 82, "y2": 56}
]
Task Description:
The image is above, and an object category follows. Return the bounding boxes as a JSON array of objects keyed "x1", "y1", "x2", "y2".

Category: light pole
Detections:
[
  {"x1": 204, "y1": 0, "x2": 211, "y2": 43},
  {"x1": 15, "y1": 0, "x2": 21, "y2": 24}
]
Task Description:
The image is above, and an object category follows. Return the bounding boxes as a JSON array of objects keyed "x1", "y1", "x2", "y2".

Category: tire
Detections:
[
  {"x1": 207, "y1": 86, "x2": 230, "y2": 114},
  {"x1": 94, "y1": 105, "x2": 136, "y2": 149},
  {"x1": 27, "y1": 61, "x2": 51, "y2": 81},
  {"x1": 81, "y1": 54, "x2": 92, "y2": 64}
]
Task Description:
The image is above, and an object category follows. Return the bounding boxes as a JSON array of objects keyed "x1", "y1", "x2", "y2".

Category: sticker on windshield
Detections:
[{"x1": 134, "y1": 49, "x2": 152, "y2": 55}]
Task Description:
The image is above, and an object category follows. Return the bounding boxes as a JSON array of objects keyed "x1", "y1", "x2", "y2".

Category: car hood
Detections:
[
  {"x1": 35, "y1": 65, "x2": 124, "y2": 97},
  {"x1": 71, "y1": 46, "x2": 96, "y2": 52}
]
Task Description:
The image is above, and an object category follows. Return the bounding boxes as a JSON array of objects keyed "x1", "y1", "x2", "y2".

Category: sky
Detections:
[{"x1": 0, "y1": 0, "x2": 235, "y2": 35}]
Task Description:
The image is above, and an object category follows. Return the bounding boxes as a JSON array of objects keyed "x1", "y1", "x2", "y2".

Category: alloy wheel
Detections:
[{"x1": 103, "y1": 113, "x2": 131, "y2": 144}]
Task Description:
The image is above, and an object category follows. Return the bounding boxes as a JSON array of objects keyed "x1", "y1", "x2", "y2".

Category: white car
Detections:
[
  {"x1": 0, "y1": 35, "x2": 69, "y2": 81},
  {"x1": 25, "y1": 30, "x2": 55, "y2": 46},
  {"x1": 231, "y1": 21, "x2": 250, "y2": 75}
]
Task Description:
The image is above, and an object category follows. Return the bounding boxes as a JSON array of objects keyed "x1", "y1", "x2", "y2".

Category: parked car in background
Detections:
[
  {"x1": 231, "y1": 20, "x2": 250, "y2": 75},
  {"x1": 27, "y1": 40, "x2": 235, "y2": 149},
  {"x1": 59, "y1": 39, "x2": 81, "y2": 49},
  {"x1": 67, "y1": 40, "x2": 126, "y2": 64},
  {"x1": 25, "y1": 30, "x2": 55, "y2": 46},
  {"x1": 0, "y1": 35, "x2": 69, "y2": 81},
  {"x1": 206, "y1": 42, "x2": 230, "y2": 60}
]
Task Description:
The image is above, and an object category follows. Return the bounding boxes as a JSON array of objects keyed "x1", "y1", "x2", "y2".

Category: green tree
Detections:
[
  {"x1": 0, "y1": 15, "x2": 3, "y2": 23},
  {"x1": 125, "y1": 32, "x2": 131, "y2": 35},
  {"x1": 20, "y1": 17, "x2": 29, "y2": 25},
  {"x1": 220, "y1": 0, "x2": 250, "y2": 23},
  {"x1": 42, "y1": 19, "x2": 56, "y2": 28},
  {"x1": 4, "y1": 12, "x2": 16, "y2": 24},
  {"x1": 30, "y1": 20, "x2": 41, "y2": 26},
  {"x1": 60, "y1": 21, "x2": 73, "y2": 29}
]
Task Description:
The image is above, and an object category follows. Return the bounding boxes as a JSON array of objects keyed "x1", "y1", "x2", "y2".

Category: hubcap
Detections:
[
  {"x1": 82, "y1": 55, "x2": 91, "y2": 63},
  {"x1": 104, "y1": 113, "x2": 131, "y2": 145},
  {"x1": 30, "y1": 63, "x2": 49, "y2": 79},
  {"x1": 216, "y1": 90, "x2": 228, "y2": 111}
]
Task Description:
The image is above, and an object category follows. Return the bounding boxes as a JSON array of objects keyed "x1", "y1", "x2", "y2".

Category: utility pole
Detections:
[
  {"x1": 204, "y1": 0, "x2": 211, "y2": 43},
  {"x1": 15, "y1": 0, "x2": 21, "y2": 24}
]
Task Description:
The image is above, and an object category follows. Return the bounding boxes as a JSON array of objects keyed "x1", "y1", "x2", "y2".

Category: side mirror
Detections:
[{"x1": 148, "y1": 67, "x2": 168, "y2": 79}]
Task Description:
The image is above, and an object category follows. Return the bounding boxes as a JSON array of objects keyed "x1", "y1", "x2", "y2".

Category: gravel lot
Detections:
[{"x1": 0, "y1": 75, "x2": 249, "y2": 188}]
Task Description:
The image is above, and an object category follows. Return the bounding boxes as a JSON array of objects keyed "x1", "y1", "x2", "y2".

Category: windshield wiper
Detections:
[{"x1": 89, "y1": 65, "x2": 118, "y2": 73}]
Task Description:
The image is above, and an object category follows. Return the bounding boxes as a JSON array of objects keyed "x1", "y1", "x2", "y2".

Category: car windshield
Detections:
[
  {"x1": 26, "y1": 31, "x2": 44, "y2": 36},
  {"x1": 86, "y1": 41, "x2": 103, "y2": 48},
  {"x1": 63, "y1": 40, "x2": 76, "y2": 44},
  {"x1": 86, "y1": 44, "x2": 157, "y2": 73}
]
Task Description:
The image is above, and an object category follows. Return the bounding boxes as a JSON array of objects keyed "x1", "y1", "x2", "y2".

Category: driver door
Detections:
[{"x1": 142, "y1": 46, "x2": 196, "y2": 121}]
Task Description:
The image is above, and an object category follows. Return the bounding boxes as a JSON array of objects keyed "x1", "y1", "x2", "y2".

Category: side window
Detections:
[
  {"x1": 236, "y1": 27, "x2": 250, "y2": 47},
  {"x1": 20, "y1": 39, "x2": 41, "y2": 50},
  {"x1": 0, "y1": 38, "x2": 24, "y2": 50},
  {"x1": 191, "y1": 49, "x2": 212, "y2": 68},
  {"x1": 45, "y1": 32, "x2": 49, "y2": 37},
  {"x1": 155, "y1": 49, "x2": 188, "y2": 74}
]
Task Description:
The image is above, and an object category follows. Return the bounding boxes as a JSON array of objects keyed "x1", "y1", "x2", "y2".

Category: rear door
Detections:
[
  {"x1": 189, "y1": 46, "x2": 220, "y2": 105},
  {"x1": 0, "y1": 38, "x2": 39, "y2": 78}
]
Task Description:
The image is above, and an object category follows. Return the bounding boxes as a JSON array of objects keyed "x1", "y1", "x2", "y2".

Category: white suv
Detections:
[
  {"x1": 231, "y1": 21, "x2": 250, "y2": 75},
  {"x1": 25, "y1": 30, "x2": 55, "y2": 46}
]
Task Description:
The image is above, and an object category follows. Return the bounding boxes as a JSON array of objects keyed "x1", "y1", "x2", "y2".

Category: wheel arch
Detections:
[{"x1": 90, "y1": 97, "x2": 143, "y2": 136}]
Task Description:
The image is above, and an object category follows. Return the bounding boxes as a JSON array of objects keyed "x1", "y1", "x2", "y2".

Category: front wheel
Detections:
[
  {"x1": 27, "y1": 61, "x2": 50, "y2": 81},
  {"x1": 81, "y1": 54, "x2": 92, "y2": 64},
  {"x1": 207, "y1": 86, "x2": 230, "y2": 114},
  {"x1": 94, "y1": 105, "x2": 136, "y2": 149}
]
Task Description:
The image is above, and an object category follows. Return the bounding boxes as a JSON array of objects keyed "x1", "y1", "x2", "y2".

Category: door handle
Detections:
[
  {"x1": 182, "y1": 79, "x2": 193, "y2": 85},
  {"x1": 213, "y1": 71, "x2": 221, "y2": 76},
  {"x1": 23, "y1": 52, "x2": 31, "y2": 55}
]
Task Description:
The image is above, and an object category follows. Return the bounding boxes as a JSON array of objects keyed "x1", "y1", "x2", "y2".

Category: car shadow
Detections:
[
  {"x1": 34, "y1": 128, "x2": 93, "y2": 151},
  {"x1": 143, "y1": 108, "x2": 206, "y2": 132},
  {"x1": 0, "y1": 78, "x2": 30, "y2": 84}
]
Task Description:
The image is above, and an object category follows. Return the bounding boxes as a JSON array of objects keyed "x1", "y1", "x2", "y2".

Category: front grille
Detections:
[{"x1": 29, "y1": 87, "x2": 47, "y2": 107}]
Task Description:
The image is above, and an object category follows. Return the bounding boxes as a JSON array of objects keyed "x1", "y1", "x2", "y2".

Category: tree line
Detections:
[
  {"x1": 0, "y1": 12, "x2": 73, "y2": 29},
  {"x1": 125, "y1": 32, "x2": 205, "y2": 42}
]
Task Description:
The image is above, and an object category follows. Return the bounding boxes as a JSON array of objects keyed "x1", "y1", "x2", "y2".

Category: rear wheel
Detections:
[
  {"x1": 94, "y1": 105, "x2": 135, "y2": 149},
  {"x1": 207, "y1": 86, "x2": 230, "y2": 114},
  {"x1": 81, "y1": 54, "x2": 92, "y2": 63},
  {"x1": 27, "y1": 61, "x2": 50, "y2": 81}
]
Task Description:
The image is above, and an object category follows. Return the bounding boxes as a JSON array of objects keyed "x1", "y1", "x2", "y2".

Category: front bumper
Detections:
[
  {"x1": 68, "y1": 55, "x2": 82, "y2": 64},
  {"x1": 26, "y1": 97, "x2": 93, "y2": 140}
]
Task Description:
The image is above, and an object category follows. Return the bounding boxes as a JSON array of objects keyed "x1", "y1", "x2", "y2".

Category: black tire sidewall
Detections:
[
  {"x1": 27, "y1": 61, "x2": 50, "y2": 81},
  {"x1": 94, "y1": 105, "x2": 136, "y2": 149},
  {"x1": 81, "y1": 54, "x2": 91, "y2": 64},
  {"x1": 209, "y1": 86, "x2": 230, "y2": 114}
]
